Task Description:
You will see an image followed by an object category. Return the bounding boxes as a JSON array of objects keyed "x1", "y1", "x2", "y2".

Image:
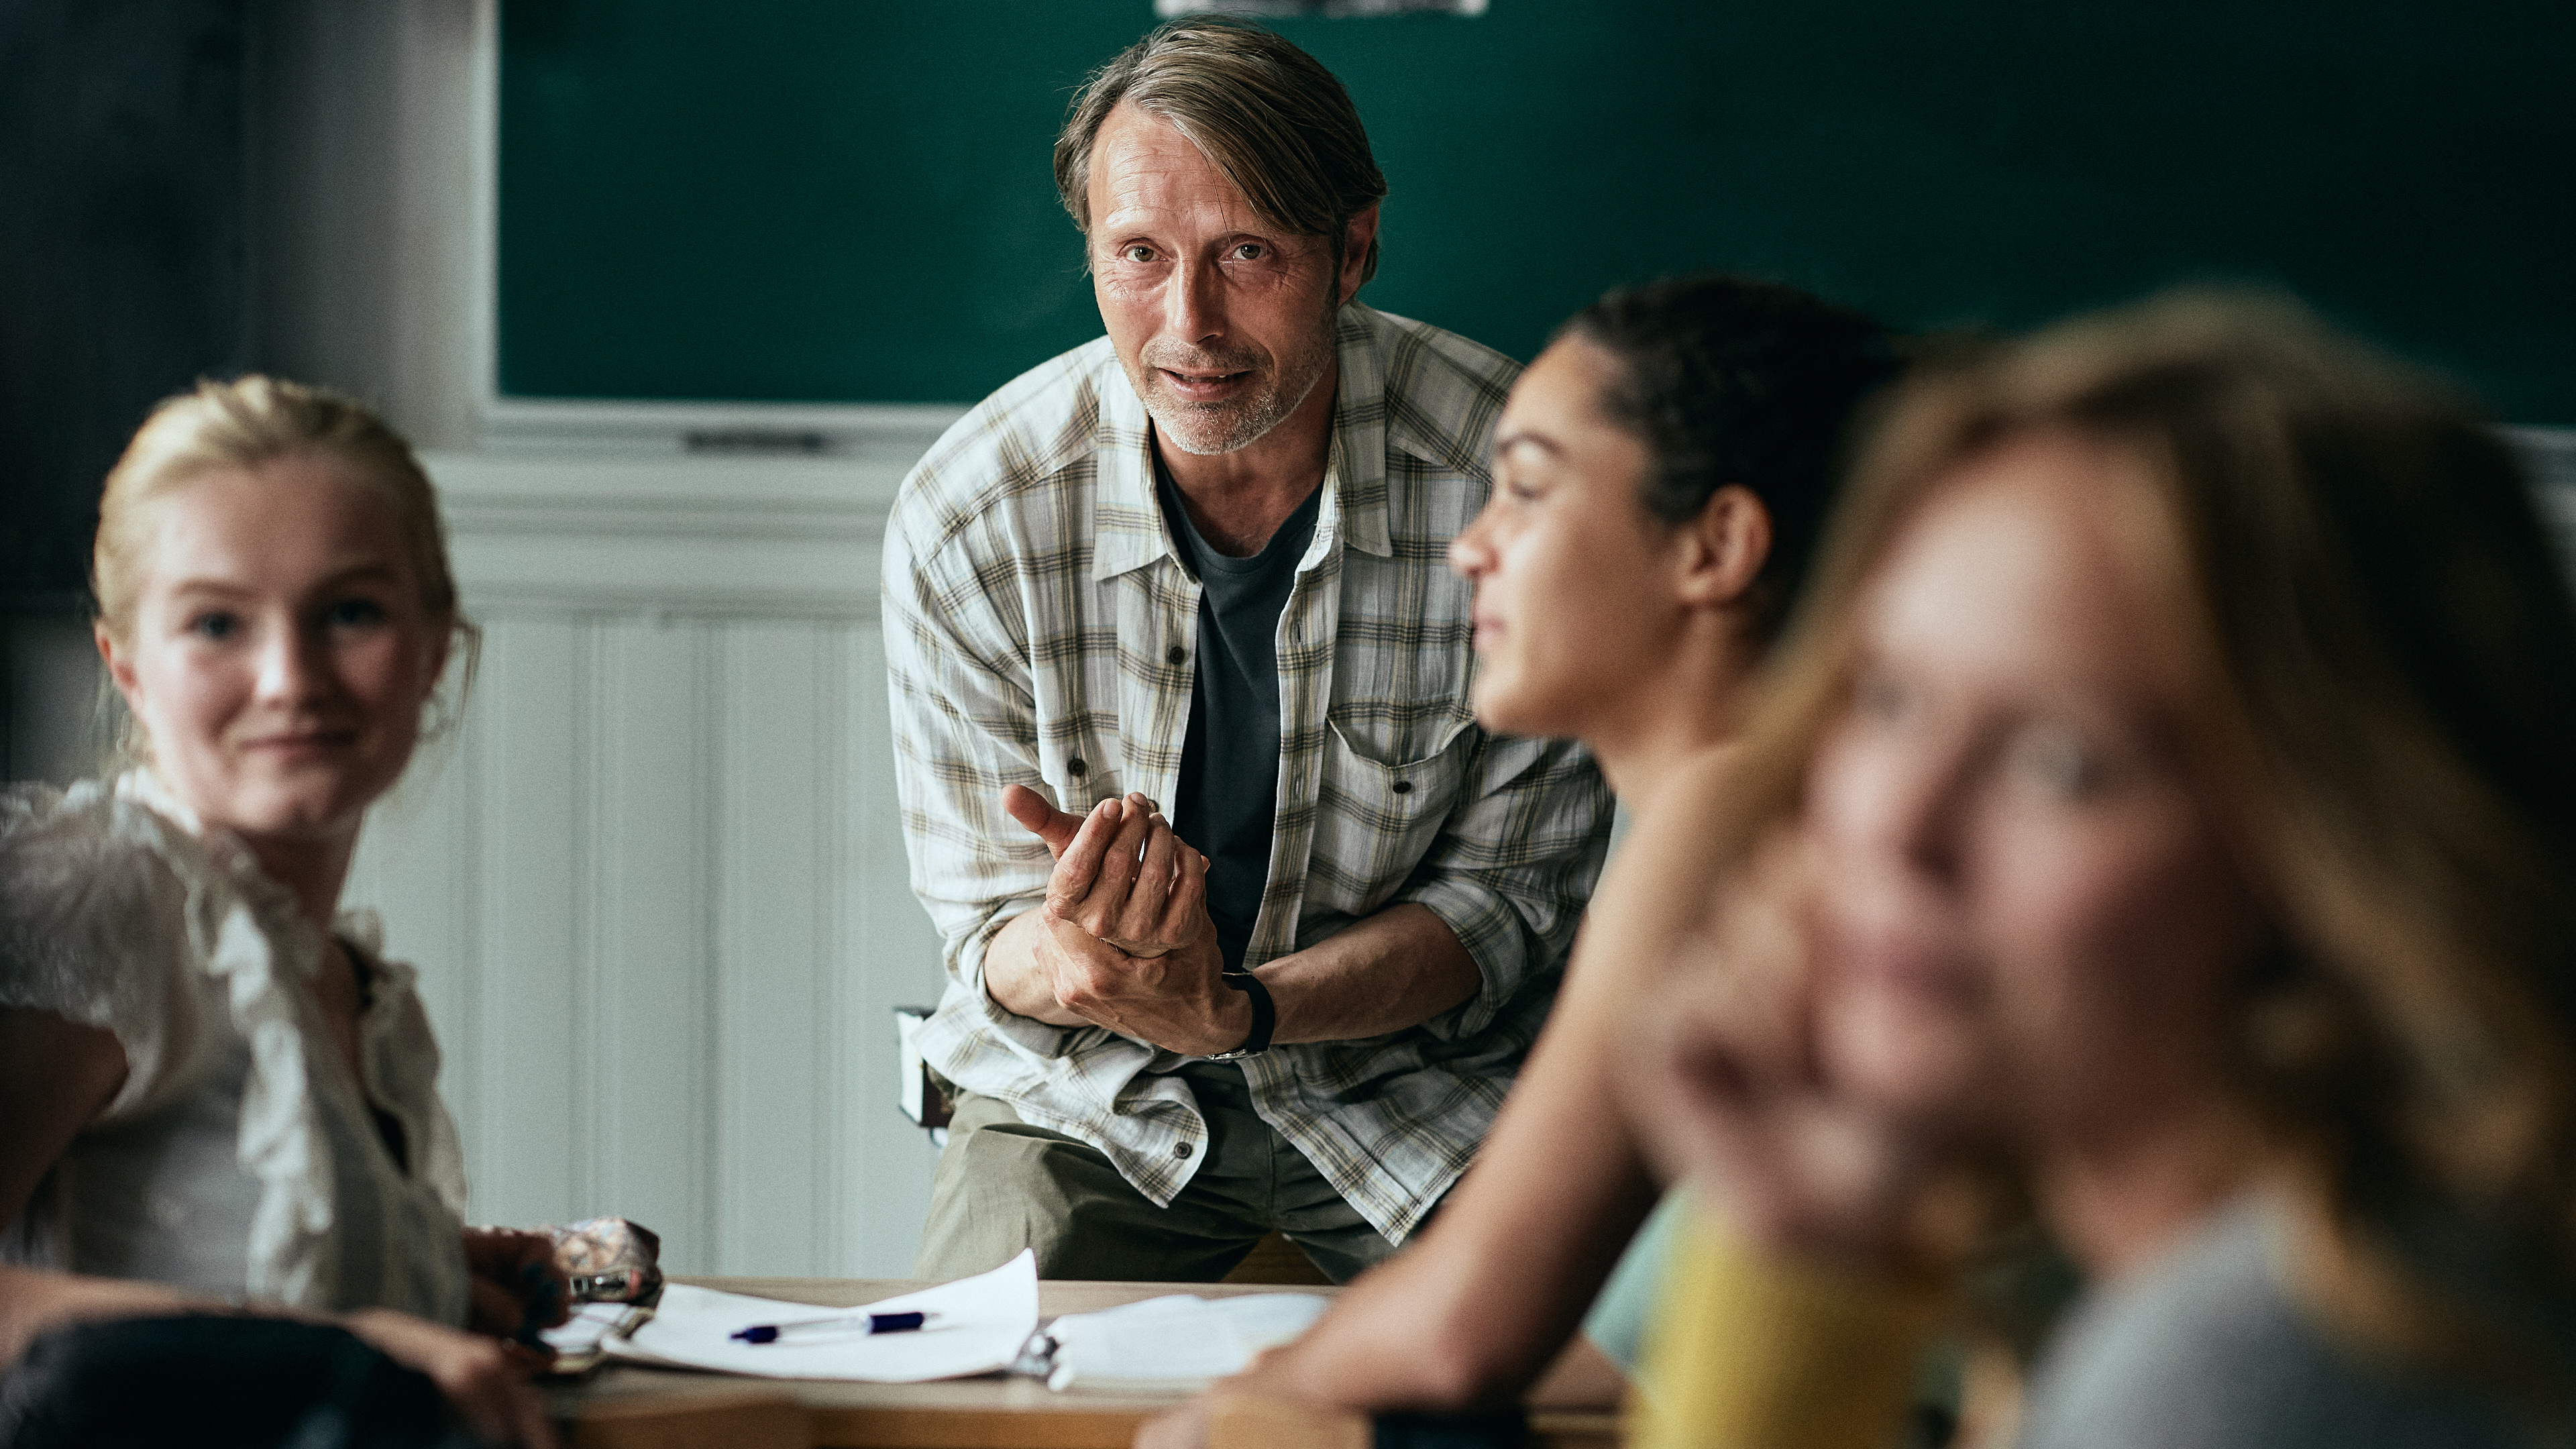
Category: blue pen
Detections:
[{"x1": 731, "y1": 1310, "x2": 938, "y2": 1345}]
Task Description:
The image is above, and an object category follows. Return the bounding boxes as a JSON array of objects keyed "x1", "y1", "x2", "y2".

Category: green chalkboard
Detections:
[{"x1": 499, "y1": 2, "x2": 2575, "y2": 421}]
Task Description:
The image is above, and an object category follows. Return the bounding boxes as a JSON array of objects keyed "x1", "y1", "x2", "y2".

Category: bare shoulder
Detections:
[
  {"x1": 1560, "y1": 749, "x2": 1744, "y2": 1001},
  {"x1": 1591, "y1": 749, "x2": 1742, "y2": 928}
]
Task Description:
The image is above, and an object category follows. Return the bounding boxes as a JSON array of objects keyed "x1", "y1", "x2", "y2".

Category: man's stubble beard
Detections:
[{"x1": 1137, "y1": 301, "x2": 1340, "y2": 458}]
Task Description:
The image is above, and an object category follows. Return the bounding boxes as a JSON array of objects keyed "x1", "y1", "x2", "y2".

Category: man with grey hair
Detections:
[{"x1": 884, "y1": 17, "x2": 1609, "y2": 1281}]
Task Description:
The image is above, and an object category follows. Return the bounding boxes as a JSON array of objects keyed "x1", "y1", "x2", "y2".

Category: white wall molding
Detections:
[
  {"x1": 478, "y1": 397, "x2": 970, "y2": 460},
  {"x1": 425, "y1": 452, "x2": 908, "y2": 619}
]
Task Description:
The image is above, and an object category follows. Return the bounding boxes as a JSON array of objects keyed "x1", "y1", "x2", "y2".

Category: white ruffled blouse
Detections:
[{"x1": 0, "y1": 772, "x2": 471, "y2": 1323}]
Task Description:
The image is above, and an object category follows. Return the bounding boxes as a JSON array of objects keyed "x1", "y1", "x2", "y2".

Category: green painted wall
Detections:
[{"x1": 499, "y1": 2, "x2": 2575, "y2": 421}]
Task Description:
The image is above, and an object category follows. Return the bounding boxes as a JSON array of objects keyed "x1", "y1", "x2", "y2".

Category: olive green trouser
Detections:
[{"x1": 914, "y1": 1063, "x2": 1404, "y2": 1283}]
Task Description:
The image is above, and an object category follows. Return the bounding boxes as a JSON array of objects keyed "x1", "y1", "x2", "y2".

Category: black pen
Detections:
[{"x1": 731, "y1": 1310, "x2": 939, "y2": 1344}]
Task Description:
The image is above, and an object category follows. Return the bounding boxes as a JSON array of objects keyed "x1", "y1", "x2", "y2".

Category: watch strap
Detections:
[{"x1": 1204, "y1": 970, "x2": 1275, "y2": 1059}]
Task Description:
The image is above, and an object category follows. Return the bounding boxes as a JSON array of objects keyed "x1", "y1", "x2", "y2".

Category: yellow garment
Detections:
[{"x1": 1631, "y1": 1208, "x2": 1947, "y2": 1449}]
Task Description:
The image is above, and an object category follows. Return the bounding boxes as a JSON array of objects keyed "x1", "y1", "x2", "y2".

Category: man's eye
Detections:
[
  {"x1": 1120, "y1": 245, "x2": 1154, "y2": 264},
  {"x1": 325, "y1": 598, "x2": 388, "y2": 629},
  {"x1": 1231, "y1": 243, "x2": 1267, "y2": 261},
  {"x1": 188, "y1": 612, "x2": 239, "y2": 642}
]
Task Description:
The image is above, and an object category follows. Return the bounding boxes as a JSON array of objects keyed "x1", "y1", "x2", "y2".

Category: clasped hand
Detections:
[
  {"x1": 1002, "y1": 785, "x2": 1252, "y2": 1058},
  {"x1": 1621, "y1": 833, "x2": 1976, "y2": 1278}
]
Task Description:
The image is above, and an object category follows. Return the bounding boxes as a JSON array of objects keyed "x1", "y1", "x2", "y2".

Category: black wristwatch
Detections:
[{"x1": 1203, "y1": 971, "x2": 1275, "y2": 1060}]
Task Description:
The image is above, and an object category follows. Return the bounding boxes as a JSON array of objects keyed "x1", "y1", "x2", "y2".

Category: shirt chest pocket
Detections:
[{"x1": 1309, "y1": 712, "x2": 1480, "y2": 913}]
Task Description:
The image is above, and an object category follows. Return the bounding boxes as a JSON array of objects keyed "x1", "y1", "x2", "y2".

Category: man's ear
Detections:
[
  {"x1": 1336, "y1": 203, "x2": 1381, "y2": 307},
  {"x1": 1674, "y1": 485, "x2": 1772, "y2": 610}
]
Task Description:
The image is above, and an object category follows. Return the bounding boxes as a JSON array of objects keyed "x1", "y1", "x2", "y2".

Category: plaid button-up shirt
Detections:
[{"x1": 883, "y1": 305, "x2": 1611, "y2": 1242}]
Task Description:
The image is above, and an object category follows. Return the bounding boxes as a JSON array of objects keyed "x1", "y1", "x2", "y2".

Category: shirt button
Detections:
[
  {"x1": 1068, "y1": 756, "x2": 1087, "y2": 777},
  {"x1": 1173, "y1": 1141, "x2": 1194, "y2": 1160},
  {"x1": 1166, "y1": 645, "x2": 1187, "y2": 665},
  {"x1": 1392, "y1": 780, "x2": 1413, "y2": 796}
]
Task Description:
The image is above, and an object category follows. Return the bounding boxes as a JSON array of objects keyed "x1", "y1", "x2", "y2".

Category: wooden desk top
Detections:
[{"x1": 555, "y1": 1277, "x2": 1340, "y2": 1449}]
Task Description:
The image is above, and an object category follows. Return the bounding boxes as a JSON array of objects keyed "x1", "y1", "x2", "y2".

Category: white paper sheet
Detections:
[
  {"x1": 604, "y1": 1250, "x2": 1040, "y2": 1382},
  {"x1": 1043, "y1": 1292, "x2": 1331, "y2": 1392}
]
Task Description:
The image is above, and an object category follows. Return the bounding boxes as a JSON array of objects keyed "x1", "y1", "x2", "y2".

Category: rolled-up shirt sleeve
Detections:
[
  {"x1": 881, "y1": 503, "x2": 1056, "y2": 1011},
  {"x1": 1398, "y1": 727, "x2": 1613, "y2": 1038}
]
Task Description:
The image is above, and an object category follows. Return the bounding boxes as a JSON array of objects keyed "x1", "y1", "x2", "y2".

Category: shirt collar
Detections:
[
  {"x1": 1091, "y1": 303, "x2": 1394, "y2": 585},
  {"x1": 119, "y1": 766, "x2": 206, "y2": 836}
]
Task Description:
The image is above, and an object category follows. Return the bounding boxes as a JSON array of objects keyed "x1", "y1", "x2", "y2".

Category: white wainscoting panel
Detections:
[{"x1": 341, "y1": 453, "x2": 947, "y2": 1277}]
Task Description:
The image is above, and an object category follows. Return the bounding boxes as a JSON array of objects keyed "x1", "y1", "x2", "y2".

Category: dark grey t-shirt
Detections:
[{"x1": 1156, "y1": 464, "x2": 1323, "y2": 973}]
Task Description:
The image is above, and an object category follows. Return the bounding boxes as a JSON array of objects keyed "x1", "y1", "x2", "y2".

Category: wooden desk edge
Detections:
[
  {"x1": 567, "y1": 1387, "x2": 810, "y2": 1449},
  {"x1": 1202, "y1": 1395, "x2": 1623, "y2": 1449},
  {"x1": 810, "y1": 1403, "x2": 1155, "y2": 1448}
]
